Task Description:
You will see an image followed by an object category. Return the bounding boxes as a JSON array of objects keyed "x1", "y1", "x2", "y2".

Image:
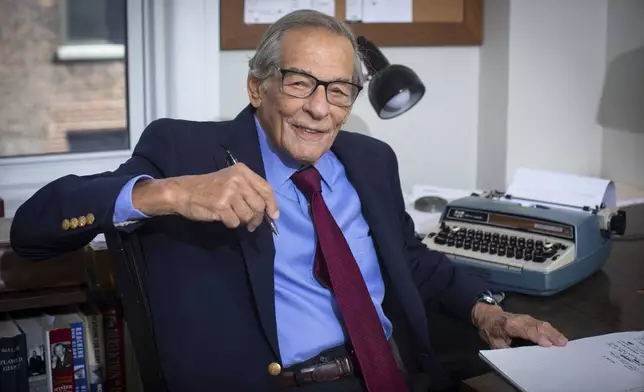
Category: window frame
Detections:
[
  {"x1": 56, "y1": 0, "x2": 127, "y2": 61},
  {"x1": 0, "y1": 0, "x2": 165, "y2": 217}
]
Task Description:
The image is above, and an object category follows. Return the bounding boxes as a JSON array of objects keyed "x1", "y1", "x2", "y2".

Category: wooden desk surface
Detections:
[
  {"x1": 460, "y1": 372, "x2": 518, "y2": 392},
  {"x1": 460, "y1": 204, "x2": 644, "y2": 391},
  {"x1": 502, "y1": 204, "x2": 644, "y2": 338}
]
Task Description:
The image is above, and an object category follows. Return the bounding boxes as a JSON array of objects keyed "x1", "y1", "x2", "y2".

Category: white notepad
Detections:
[{"x1": 479, "y1": 331, "x2": 644, "y2": 392}]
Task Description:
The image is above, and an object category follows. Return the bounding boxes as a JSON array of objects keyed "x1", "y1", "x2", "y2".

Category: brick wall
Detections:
[{"x1": 0, "y1": 0, "x2": 126, "y2": 157}]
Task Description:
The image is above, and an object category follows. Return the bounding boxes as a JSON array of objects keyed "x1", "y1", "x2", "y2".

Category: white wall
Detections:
[
  {"x1": 165, "y1": 0, "x2": 220, "y2": 121},
  {"x1": 505, "y1": 0, "x2": 608, "y2": 184},
  {"x1": 600, "y1": 0, "x2": 644, "y2": 190},
  {"x1": 476, "y1": 0, "x2": 510, "y2": 191},
  {"x1": 4, "y1": 0, "x2": 644, "y2": 217},
  {"x1": 219, "y1": 47, "x2": 481, "y2": 193},
  {"x1": 219, "y1": 0, "x2": 643, "y2": 197}
]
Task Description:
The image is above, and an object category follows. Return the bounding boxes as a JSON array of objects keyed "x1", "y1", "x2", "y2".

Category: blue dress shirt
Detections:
[{"x1": 113, "y1": 116, "x2": 392, "y2": 367}]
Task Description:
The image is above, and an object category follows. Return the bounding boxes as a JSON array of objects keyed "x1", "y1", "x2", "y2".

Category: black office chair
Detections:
[
  {"x1": 103, "y1": 227, "x2": 482, "y2": 392},
  {"x1": 104, "y1": 228, "x2": 169, "y2": 392}
]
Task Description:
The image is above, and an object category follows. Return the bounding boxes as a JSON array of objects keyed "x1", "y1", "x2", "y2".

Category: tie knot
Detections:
[{"x1": 291, "y1": 166, "x2": 322, "y2": 200}]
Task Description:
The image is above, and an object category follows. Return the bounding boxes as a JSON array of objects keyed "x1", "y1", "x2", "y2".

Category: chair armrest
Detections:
[{"x1": 104, "y1": 228, "x2": 169, "y2": 392}]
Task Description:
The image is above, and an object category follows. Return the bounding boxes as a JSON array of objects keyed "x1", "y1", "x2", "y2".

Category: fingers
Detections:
[
  {"x1": 240, "y1": 167, "x2": 279, "y2": 220},
  {"x1": 505, "y1": 315, "x2": 568, "y2": 347},
  {"x1": 241, "y1": 193, "x2": 266, "y2": 232},
  {"x1": 489, "y1": 337, "x2": 512, "y2": 349},
  {"x1": 479, "y1": 329, "x2": 512, "y2": 349},
  {"x1": 216, "y1": 196, "x2": 262, "y2": 231},
  {"x1": 520, "y1": 321, "x2": 553, "y2": 347},
  {"x1": 230, "y1": 196, "x2": 260, "y2": 231},
  {"x1": 505, "y1": 315, "x2": 546, "y2": 345},
  {"x1": 478, "y1": 311, "x2": 568, "y2": 350},
  {"x1": 537, "y1": 321, "x2": 568, "y2": 346},
  {"x1": 236, "y1": 166, "x2": 277, "y2": 231},
  {"x1": 179, "y1": 164, "x2": 279, "y2": 229},
  {"x1": 216, "y1": 204, "x2": 241, "y2": 229},
  {"x1": 217, "y1": 164, "x2": 277, "y2": 231}
]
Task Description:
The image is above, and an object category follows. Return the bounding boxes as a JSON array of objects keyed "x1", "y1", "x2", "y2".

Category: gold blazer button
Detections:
[{"x1": 268, "y1": 362, "x2": 281, "y2": 376}]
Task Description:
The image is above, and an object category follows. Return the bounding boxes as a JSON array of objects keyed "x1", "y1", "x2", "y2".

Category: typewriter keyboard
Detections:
[{"x1": 424, "y1": 221, "x2": 572, "y2": 269}]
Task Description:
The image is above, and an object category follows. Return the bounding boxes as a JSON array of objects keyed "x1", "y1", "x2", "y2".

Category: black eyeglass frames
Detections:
[{"x1": 278, "y1": 68, "x2": 362, "y2": 107}]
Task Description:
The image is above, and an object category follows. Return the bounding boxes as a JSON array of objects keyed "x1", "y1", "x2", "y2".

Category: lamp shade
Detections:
[{"x1": 357, "y1": 36, "x2": 426, "y2": 119}]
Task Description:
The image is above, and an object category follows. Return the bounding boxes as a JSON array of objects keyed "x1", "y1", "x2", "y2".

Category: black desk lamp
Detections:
[{"x1": 357, "y1": 36, "x2": 426, "y2": 119}]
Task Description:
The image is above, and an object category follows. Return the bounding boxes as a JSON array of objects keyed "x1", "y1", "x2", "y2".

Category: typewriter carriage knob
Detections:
[
  {"x1": 599, "y1": 208, "x2": 627, "y2": 237},
  {"x1": 609, "y1": 210, "x2": 627, "y2": 236}
]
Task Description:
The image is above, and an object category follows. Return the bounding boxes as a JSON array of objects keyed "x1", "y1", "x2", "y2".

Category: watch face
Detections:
[
  {"x1": 479, "y1": 294, "x2": 498, "y2": 306},
  {"x1": 478, "y1": 291, "x2": 504, "y2": 306}
]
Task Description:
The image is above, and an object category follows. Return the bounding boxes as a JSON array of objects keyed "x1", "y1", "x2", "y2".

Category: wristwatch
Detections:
[{"x1": 475, "y1": 290, "x2": 502, "y2": 306}]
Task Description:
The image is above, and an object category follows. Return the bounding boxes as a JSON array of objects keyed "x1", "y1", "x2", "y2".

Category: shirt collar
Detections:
[{"x1": 254, "y1": 115, "x2": 339, "y2": 192}]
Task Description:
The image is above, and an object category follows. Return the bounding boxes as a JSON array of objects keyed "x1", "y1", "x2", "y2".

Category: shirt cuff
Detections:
[{"x1": 113, "y1": 175, "x2": 153, "y2": 224}]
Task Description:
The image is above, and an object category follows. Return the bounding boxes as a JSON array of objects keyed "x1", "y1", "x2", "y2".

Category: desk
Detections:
[{"x1": 457, "y1": 204, "x2": 644, "y2": 391}]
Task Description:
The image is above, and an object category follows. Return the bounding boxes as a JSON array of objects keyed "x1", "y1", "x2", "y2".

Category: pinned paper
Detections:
[
  {"x1": 244, "y1": 0, "x2": 335, "y2": 25},
  {"x1": 345, "y1": 0, "x2": 364, "y2": 21},
  {"x1": 311, "y1": 0, "x2": 335, "y2": 17},
  {"x1": 362, "y1": 0, "x2": 413, "y2": 23}
]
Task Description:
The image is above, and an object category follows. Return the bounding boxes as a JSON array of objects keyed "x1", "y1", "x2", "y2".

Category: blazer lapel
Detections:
[
  {"x1": 332, "y1": 133, "x2": 435, "y2": 356},
  {"x1": 331, "y1": 132, "x2": 397, "y2": 270},
  {"x1": 218, "y1": 105, "x2": 281, "y2": 361}
]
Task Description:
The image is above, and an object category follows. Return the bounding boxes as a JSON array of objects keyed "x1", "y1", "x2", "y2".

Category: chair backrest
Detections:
[{"x1": 104, "y1": 228, "x2": 169, "y2": 392}]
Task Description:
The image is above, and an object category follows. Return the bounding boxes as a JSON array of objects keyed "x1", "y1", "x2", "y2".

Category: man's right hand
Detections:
[{"x1": 132, "y1": 163, "x2": 279, "y2": 232}]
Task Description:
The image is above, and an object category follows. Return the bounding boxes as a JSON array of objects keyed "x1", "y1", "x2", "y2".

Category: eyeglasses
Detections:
[{"x1": 278, "y1": 68, "x2": 362, "y2": 107}]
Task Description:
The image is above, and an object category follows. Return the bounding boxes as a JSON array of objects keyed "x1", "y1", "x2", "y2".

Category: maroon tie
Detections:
[{"x1": 291, "y1": 166, "x2": 408, "y2": 392}]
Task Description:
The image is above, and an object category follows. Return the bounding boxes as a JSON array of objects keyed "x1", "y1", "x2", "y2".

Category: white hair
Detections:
[{"x1": 248, "y1": 10, "x2": 365, "y2": 86}]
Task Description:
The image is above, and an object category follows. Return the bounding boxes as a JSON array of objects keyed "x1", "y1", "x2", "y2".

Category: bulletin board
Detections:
[{"x1": 220, "y1": 0, "x2": 483, "y2": 50}]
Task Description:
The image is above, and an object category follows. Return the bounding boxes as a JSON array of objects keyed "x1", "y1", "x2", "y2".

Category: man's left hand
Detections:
[{"x1": 472, "y1": 303, "x2": 568, "y2": 349}]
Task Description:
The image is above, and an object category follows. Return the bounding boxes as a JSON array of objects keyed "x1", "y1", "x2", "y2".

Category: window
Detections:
[
  {"x1": 0, "y1": 0, "x2": 219, "y2": 217},
  {"x1": 57, "y1": 0, "x2": 126, "y2": 61},
  {"x1": 67, "y1": 129, "x2": 130, "y2": 153},
  {"x1": 0, "y1": 0, "x2": 149, "y2": 217},
  {"x1": 65, "y1": 0, "x2": 126, "y2": 45},
  {"x1": 0, "y1": 0, "x2": 129, "y2": 159}
]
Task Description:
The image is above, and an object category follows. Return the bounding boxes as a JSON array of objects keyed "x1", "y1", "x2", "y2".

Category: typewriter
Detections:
[{"x1": 422, "y1": 191, "x2": 627, "y2": 296}]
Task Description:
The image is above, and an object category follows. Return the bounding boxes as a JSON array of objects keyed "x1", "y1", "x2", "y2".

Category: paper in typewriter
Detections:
[
  {"x1": 479, "y1": 331, "x2": 644, "y2": 392},
  {"x1": 505, "y1": 167, "x2": 617, "y2": 210}
]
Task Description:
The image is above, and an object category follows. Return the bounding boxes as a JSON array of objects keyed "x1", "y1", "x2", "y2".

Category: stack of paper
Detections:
[{"x1": 480, "y1": 331, "x2": 644, "y2": 392}]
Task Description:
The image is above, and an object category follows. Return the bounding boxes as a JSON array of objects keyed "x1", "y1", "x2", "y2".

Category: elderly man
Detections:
[{"x1": 11, "y1": 10, "x2": 566, "y2": 392}]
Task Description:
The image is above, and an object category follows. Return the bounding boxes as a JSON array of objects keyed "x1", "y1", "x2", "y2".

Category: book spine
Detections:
[
  {"x1": 103, "y1": 309, "x2": 125, "y2": 392},
  {"x1": 49, "y1": 328, "x2": 75, "y2": 392},
  {"x1": 86, "y1": 315, "x2": 105, "y2": 392},
  {"x1": 0, "y1": 330, "x2": 29, "y2": 392},
  {"x1": 15, "y1": 316, "x2": 49, "y2": 392},
  {"x1": 70, "y1": 322, "x2": 88, "y2": 392}
]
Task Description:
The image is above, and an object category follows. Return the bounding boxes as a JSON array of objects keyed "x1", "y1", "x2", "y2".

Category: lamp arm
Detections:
[
  {"x1": 362, "y1": 67, "x2": 373, "y2": 82},
  {"x1": 357, "y1": 36, "x2": 390, "y2": 75}
]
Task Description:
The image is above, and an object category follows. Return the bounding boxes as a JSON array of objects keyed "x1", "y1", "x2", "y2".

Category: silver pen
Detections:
[{"x1": 224, "y1": 148, "x2": 280, "y2": 237}]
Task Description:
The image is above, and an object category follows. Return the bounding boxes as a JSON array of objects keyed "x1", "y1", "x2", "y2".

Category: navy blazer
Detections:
[{"x1": 11, "y1": 105, "x2": 490, "y2": 391}]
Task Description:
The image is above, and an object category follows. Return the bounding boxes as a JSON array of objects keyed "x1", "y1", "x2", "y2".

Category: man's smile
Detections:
[{"x1": 291, "y1": 123, "x2": 329, "y2": 140}]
